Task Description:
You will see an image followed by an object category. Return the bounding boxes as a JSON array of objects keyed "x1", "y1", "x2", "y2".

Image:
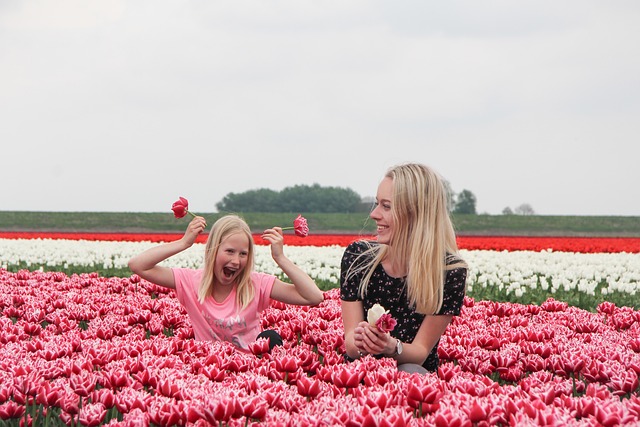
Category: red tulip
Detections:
[
  {"x1": 171, "y1": 196, "x2": 196, "y2": 219},
  {"x1": 282, "y1": 214, "x2": 309, "y2": 237}
]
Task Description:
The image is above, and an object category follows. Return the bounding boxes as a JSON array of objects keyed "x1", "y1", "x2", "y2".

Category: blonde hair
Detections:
[
  {"x1": 198, "y1": 215, "x2": 255, "y2": 310},
  {"x1": 351, "y1": 163, "x2": 466, "y2": 314}
]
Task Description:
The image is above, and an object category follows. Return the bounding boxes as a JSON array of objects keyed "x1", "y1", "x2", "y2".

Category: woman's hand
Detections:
[
  {"x1": 361, "y1": 322, "x2": 394, "y2": 356},
  {"x1": 262, "y1": 227, "x2": 284, "y2": 260},
  {"x1": 353, "y1": 321, "x2": 370, "y2": 356}
]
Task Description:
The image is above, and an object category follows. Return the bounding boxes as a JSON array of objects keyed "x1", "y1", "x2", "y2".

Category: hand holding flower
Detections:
[
  {"x1": 171, "y1": 197, "x2": 206, "y2": 243},
  {"x1": 281, "y1": 214, "x2": 309, "y2": 237}
]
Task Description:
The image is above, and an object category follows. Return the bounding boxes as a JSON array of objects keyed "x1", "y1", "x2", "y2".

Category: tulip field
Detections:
[{"x1": 1, "y1": 233, "x2": 640, "y2": 426}]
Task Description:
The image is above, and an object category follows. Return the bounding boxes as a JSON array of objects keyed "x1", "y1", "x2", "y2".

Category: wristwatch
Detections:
[{"x1": 392, "y1": 338, "x2": 403, "y2": 357}]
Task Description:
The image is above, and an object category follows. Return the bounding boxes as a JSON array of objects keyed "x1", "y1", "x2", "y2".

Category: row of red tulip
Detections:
[
  {"x1": 1, "y1": 268, "x2": 639, "y2": 426},
  {"x1": 1, "y1": 231, "x2": 640, "y2": 252}
]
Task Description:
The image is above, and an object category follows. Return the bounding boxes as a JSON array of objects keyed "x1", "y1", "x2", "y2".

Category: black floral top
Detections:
[{"x1": 340, "y1": 240, "x2": 467, "y2": 371}]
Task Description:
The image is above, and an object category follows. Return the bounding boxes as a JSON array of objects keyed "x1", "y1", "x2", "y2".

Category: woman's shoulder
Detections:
[{"x1": 345, "y1": 239, "x2": 378, "y2": 254}]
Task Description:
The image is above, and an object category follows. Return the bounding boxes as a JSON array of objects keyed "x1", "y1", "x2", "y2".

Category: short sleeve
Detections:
[
  {"x1": 251, "y1": 272, "x2": 276, "y2": 312},
  {"x1": 340, "y1": 241, "x2": 373, "y2": 302}
]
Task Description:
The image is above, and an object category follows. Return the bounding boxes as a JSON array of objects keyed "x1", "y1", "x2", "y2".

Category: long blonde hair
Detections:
[
  {"x1": 352, "y1": 163, "x2": 466, "y2": 314},
  {"x1": 198, "y1": 215, "x2": 255, "y2": 310}
]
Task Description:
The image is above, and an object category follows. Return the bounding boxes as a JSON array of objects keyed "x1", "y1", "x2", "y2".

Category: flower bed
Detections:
[
  {"x1": 2, "y1": 232, "x2": 640, "y2": 252},
  {"x1": 1, "y1": 234, "x2": 639, "y2": 425},
  {"x1": 1, "y1": 269, "x2": 639, "y2": 426}
]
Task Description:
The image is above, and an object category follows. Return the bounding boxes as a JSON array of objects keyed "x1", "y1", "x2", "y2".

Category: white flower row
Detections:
[
  {"x1": 463, "y1": 249, "x2": 640, "y2": 297},
  {"x1": 1, "y1": 239, "x2": 639, "y2": 296}
]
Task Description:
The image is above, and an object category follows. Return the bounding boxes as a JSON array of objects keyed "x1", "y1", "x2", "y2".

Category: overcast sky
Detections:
[{"x1": 1, "y1": 1, "x2": 639, "y2": 216}]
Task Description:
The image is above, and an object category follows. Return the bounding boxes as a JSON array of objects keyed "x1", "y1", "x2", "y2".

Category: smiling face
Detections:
[
  {"x1": 370, "y1": 176, "x2": 395, "y2": 245},
  {"x1": 213, "y1": 232, "x2": 250, "y2": 288}
]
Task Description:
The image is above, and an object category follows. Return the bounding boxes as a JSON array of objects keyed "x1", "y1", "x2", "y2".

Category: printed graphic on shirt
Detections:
[{"x1": 203, "y1": 311, "x2": 253, "y2": 349}]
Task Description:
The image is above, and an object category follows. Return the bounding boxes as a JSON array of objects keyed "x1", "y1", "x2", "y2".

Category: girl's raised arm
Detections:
[
  {"x1": 262, "y1": 227, "x2": 324, "y2": 306},
  {"x1": 128, "y1": 216, "x2": 206, "y2": 289}
]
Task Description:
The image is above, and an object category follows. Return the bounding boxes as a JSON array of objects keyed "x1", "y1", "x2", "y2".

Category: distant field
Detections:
[{"x1": 1, "y1": 211, "x2": 639, "y2": 236}]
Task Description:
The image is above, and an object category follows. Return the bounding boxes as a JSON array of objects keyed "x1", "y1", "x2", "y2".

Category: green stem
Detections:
[{"x1": 187, "y1": 211, "x2": 197, "y2": 219}]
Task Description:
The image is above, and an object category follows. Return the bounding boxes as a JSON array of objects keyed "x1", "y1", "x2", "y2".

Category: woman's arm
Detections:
[
  {"x1": 341, "y1": 300, "x2": 370, "y2": 360},
  {"x1": 264, "y1": 227, "x2": 324, "y2": 306},
  {"x1": 128, "y1": 216, "x2": 207, "y2": 289},
  {"x1": 361, "y1": 314, "x2": 453, "y2": 365}
]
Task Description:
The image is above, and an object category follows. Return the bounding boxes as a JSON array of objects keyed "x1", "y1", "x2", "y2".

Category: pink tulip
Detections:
[
  {"x1": 293, "y1": 214, "x2": 309, "y2": 237},
  {"x1": 77, "y1": 402, "x2": 107, "y2": 427},
  {"x1": 376, "y1": 313, "x2": 397, "y2": 333},
  {"x1": 609, "y1": 370, "x2": 639, "y2": 396},
  {"x1": 433, "y1": 407, "x2": 471, "y2": 427},
  {"x1": 0, "y1": 401, "x2": 25, "y2": 419},
  {"x1": 153, "y1": 400, "x2": 188, "y2": 427},
  {"x1": 239, "y1": 397, "x2": 268, "y2": 420},
  {"x1": 296, "y1": 375, "x2": 322, "y2": 399},
  {"x1": 331, "y1": 366, "x2": 364, "y2": 390},
  {"x1": 35, "y1": 382, "x2": 61, "y2": 407},
  {"x1": 274, "y1": 354, "x2": 299, "y2": 373},
  {"x1": 281, "y1": 214, "x2": 309, "y2": 237},
  {"x1": 0, "y1": 386, "x2": 11, "y2": 405},
  {"x1": 156, "y1": 378, "x2": 182, "y2": 399},
  {"x1": 249, "y1": 337, "x2": 271, "y2": 356},
  {"x1": 69, "y1": 372, "x2": 96, "y2": 397},
  {"x1": 201, "y1": 364, "x2": 226, "y2": 382},
  {"x1": 205, "y1": 397, "x2": 236, "y2": 423},
  {"x1": 407, "y1": 380, "x2": 443, "y2": 414}
]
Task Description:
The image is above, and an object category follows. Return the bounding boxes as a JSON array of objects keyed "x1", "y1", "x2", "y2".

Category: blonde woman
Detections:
[
  {"x1": 341, "y1": 163, "x2": 467, "y2": 373},
  {"x1": 129, "y1": 214, "x2": 324, "y2": 351}
]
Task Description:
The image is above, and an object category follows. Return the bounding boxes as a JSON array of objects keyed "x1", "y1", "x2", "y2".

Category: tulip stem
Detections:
[{"x1": 187, "y1": 211, "x2": 197, "y2": 219}]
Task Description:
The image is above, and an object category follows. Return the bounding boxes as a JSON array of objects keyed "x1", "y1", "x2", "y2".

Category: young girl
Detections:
[
  {"x1": 128, "y1": 214, "x2": 324, "y2": 351},
  {"x1": 340, "y1": 163, "x2": 468, "y2": 373}
]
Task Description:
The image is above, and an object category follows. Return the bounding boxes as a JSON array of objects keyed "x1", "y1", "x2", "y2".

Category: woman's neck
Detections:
[{"x1": 381, "y1": 252, "x2": 406, "y2": 278}]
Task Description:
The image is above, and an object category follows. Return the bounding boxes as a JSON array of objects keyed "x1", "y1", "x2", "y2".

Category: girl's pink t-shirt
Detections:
[{"x1": 172, "y1": 268, "x2": 276, "y2": 351}]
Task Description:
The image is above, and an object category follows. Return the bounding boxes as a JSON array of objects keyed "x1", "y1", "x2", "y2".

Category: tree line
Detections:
[{"x1": 216, "y1": 183, "x2": 534, "y2": 215}]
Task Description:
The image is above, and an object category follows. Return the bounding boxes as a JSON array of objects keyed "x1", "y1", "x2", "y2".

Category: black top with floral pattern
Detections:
[{"x1": 340, "y1": 240, "x2": 467, "y2": 371}]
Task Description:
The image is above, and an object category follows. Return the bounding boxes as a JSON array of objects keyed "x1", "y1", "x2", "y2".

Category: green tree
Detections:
[
  {"x1": 216, "y1": 184, "x2": 362, "y2": 213},
  {"x1": 453, "y1": 189, "x2": 477, "y2": 214},
  {"x1": 216, "y1": 188, "x2": 280, "y2": 212}
]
